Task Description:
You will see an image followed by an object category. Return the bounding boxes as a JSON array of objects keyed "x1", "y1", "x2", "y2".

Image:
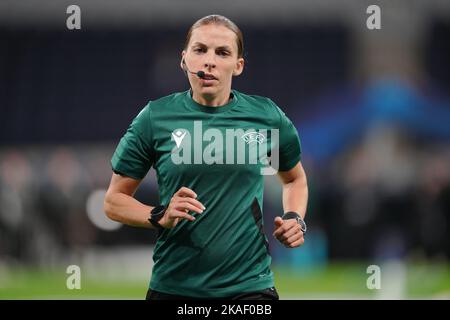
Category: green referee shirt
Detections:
[{"x1": 111, "y1": 89, "x2": 301, "y2": 298}]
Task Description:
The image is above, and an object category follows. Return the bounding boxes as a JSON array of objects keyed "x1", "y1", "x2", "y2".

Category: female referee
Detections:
[{"x1": 104, "y1": 15, "x2": 308, "y2": 300}]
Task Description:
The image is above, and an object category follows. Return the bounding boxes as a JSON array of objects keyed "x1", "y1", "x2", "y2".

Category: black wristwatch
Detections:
[
  {"x1": 282, "y1": 211, "x2": 307, "y2": 234},
  {"x1": 149, "y1": 205, "x2": 167, "y2": 230}
]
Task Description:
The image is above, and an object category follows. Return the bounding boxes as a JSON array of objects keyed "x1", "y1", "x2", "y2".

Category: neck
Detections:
[{"x1": 192, "y1": 89, "x2": 231, "y2": 107}]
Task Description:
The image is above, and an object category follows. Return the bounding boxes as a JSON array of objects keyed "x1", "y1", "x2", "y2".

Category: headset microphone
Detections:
[
  {"x1": 196, "y1": 71, "x2": 206, "y2": 79},
  {"x1": 182, "y1": 59, "x2": 206, "y2": 79}
]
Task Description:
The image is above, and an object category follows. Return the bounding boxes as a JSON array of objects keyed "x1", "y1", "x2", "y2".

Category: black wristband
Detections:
[
  {"x1": 149, "y1": 219, "x2": 164, "y2": 230},
  {"x1": 282, "y1": 211, "x2": 300, "y2": 220},
  {"x1": 149, "y1": 205, "x2": 166, "y2": 230}
]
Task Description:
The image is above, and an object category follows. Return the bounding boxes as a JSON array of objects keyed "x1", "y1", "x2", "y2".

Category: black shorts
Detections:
[{"x1": 146, "y1": 287, "x2": 279, "y2": 300}]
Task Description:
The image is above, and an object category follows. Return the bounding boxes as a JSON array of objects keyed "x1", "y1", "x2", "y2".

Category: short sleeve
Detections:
[
  {"x1": 269, "y1": 99, "x2": 302, "y2": 171},
  {"x1": 111, "y1": 102, "x2": 154, "y2": 180}
]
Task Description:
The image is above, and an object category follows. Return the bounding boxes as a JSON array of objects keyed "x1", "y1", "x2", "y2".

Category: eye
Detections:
[
  {"x1": 217, "y1": 50, "x2": 230, "y2": 56},
  {"x1": 193, "y1": 47, "x2": 206, "y2": 54}
]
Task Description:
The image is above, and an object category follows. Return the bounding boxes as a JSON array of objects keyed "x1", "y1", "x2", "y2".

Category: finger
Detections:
[
  {"x1": 273, "y1": 227, "x2": 283, "y2": 239},
  {"x1": 176, "y1": 202, "x2": 204, "y2": 214},
  {"x1": 273, "y1": 220, "x2": 296, "y2": 238},
  {"x1": 274, "y1": 216, "x2": 283, "y2": 227},
  {"x1": 279, "y1": 224, "x2": 301, "y2": 242},
  {"x1": 286, "y1": 236, "x2": 305, "y2": 248},
  {"x1": 168, "y1": 209, "x2": 196, "y2": 222},
  {"x1": 272, "y1": 217, "x2": 284, "y2": 237},
  {"x1": 273, "y1": 225, "x2": 288, "y2": 239},
  {"x1": 179, "y1": 197, "x2": 206, "y2": 211},
  {"x1": 176, "y1": 187, "x2": 197, "y2": 199},
  {"x1": 283, "y1": 231, "x2": 303, "y2": 246}
]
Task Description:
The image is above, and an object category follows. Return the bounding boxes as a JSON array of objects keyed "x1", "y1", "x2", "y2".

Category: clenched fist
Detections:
[{"x1": 273, "y1": 216, "x2": 304, "y2": 248}]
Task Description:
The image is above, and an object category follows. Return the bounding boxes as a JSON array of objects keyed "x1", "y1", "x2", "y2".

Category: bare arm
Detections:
[
  {"x1": 272, "y1": 161, "x2": 309, "y2": 248},
  {"x1": 103, "y1": 173, "x2": 154, "y2": 228},
  {"x1": 103, "y1": 173, "x2": 206, "y2": 230},
  {"x1": 278, "y1": 161, "x2": 308, "y2": 219}
]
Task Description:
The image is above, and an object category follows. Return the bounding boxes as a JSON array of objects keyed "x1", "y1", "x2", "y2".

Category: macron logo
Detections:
[{"x1": 172, "y1": 130, "x2": 187, "y2": 148}]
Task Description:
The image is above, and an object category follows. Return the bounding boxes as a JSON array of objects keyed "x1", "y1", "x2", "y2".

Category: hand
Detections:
[
  {"x1": 273, "y1": 216, "x2": 304, "y2": 248},
  {"x1": 158, "y1": 187, "x2": 205, "y2": 229}
]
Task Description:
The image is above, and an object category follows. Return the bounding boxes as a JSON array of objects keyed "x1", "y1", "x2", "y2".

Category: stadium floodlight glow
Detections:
[{"x1": 86, "y1": 189, "x2": 122, "y2": 231}]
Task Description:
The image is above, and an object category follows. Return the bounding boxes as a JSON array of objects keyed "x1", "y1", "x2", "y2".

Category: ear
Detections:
[
  {"x1": 232, "y1": 57, "x2": 245, "y2": 76},
  {"x1": 180, "y1": 51, "x2": 186, "y2": 70}
]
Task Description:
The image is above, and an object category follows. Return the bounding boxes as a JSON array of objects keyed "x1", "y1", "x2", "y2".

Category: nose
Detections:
[{"x1": 203, "y1": 52, "x2": 216, "y2": 70}]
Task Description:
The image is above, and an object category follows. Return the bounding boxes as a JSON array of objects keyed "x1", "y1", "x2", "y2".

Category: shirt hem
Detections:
[{"x1": 149, "y1": 277, "x2": 274, "y2": 298}]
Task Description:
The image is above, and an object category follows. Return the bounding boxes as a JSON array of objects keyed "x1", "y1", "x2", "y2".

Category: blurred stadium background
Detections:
[{"x1": 1, "y1": 0, "x2": 449, "y2": 299}]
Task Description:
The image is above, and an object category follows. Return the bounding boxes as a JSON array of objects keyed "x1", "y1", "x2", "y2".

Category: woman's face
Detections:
[{"x1": 182, "y1": 24, "x2": 244, "y2": 101}]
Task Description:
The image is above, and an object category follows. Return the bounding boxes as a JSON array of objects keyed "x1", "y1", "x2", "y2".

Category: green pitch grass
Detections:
[{"x1": 1, "y1": 262, "x2": 449, "y2": 299}]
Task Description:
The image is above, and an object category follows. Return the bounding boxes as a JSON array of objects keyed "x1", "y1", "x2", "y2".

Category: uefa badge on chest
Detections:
[{"x1": 241, "y1": 131, "x2": 265, "y2": 145}]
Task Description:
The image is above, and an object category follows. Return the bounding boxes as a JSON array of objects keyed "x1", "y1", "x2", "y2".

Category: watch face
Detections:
[
  {"x1": 282, "y1": 212, "x2": 306, "y2": 233},
  {"x1": 297, "y1": 218, "x2": 307, "y2": 233}
]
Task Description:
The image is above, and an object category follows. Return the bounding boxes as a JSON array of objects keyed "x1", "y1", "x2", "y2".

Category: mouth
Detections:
[{"x1": 202, "y1": 73, "x2": 218, "y2": 80}]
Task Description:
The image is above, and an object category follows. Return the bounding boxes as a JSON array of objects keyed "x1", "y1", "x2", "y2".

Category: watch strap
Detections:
[
  {"x1": 282, "y1": 211, "x2": 307, "y2": 233},
  {"x1": 149, "y1": 205, "x2": 166, "y2": 230}
]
